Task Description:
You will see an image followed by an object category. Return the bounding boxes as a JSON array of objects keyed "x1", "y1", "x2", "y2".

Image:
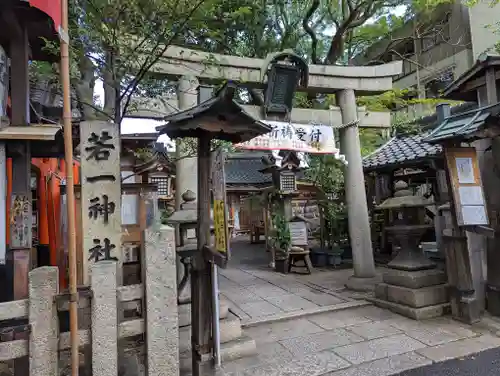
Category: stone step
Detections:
[
  {"x1": 179, "y1": 335, "x2": 257, "y2": 372},
  {"x1": 178, "y1": 300, "x2": 230, "y2": 327},
  {"x1": 179, "y1": 313, "x2": 243, "y2": 353}
]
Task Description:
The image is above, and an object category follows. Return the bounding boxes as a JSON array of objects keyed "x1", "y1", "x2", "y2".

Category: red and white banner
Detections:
[{"x1": 29, "y1": 0, "x2": 62, "y2": 31}]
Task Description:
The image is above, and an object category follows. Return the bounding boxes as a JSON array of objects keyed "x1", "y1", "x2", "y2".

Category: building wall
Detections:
[
  {"x1": 394, "y1": 48, "x2": 472, "y2": 90},
  {"x1": 468, "y1": 0, "x2": 500, "y2": 60}
]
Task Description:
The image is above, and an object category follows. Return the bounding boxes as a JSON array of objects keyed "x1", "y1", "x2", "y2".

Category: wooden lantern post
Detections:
[{"x1": 157, "y1": 83, "x2": 271, "y2": 375}]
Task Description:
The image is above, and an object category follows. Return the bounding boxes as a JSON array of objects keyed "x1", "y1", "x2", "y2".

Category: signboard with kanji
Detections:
[
  {"x1": 211, "y1": 148, "x2": 230, "y2": 263},
  {"x1": 236, "y1": 121, "x2": 339, "y2": 154},
  {"x1": 80, "y1": 121, "x2": 122, "y2": 284}
]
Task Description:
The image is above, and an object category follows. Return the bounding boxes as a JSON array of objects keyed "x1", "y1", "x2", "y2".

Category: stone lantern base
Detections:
[{"x1": 373, "y1": 267, "x2": 449, "y2": 320}]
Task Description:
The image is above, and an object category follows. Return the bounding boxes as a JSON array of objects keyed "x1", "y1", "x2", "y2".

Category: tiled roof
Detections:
[
  {"x1": 363, "y1": 134, "x2": 442, "y2": 171},
  {"x1": 225, "y1": 153, "x2": 272, "y2": 185},
  {"x1": 423, "y1": 103, "x2": 500, "y2": 143}
]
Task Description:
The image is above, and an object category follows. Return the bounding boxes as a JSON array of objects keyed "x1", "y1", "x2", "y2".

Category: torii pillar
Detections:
[{"x1": 338, "y1": 89, "x2": 377, "y2": 289}]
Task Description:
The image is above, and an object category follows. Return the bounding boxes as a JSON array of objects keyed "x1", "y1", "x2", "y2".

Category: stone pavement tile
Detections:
[
  {"x1": 295, "y1": 289, "x2": 346, "y2": 306},
  {"x1": 221, "y1": 289, "x2": 262, "y2": 305},
  {"x1": 238, "y1": 301, "x2": 283, "y2": 317},
  {"x1": 346, "y1": 321, "x2": 402, "y2": 340},
  {"x1": 324, "y1": 352, "x2": 432, "y2": 376},
  {"x1": 244, "y1": 318, "x2": 324, "y2": 344},
  {"x1": 388, "y1": 317, "x2": 479, "y2": 346},
  {"x1": 415, "y1": 334, "x2": 500, "y2": 363},
  {"x1": 225, "y1": 350, "x2": 351, "y2": 376},
  {"x1": 236, "y1": 277, "x2": 275, "y2": 287},
  {"x1": 246, "y1": 284, "x2": 289, "y2": 298},
  {"x1": 308, "y1": 309, "x2": 372, "y2": 330},
  {"x1": 228, "y1": 304, "x2": 251, "y2": 320},
  {"x1": 221, "y1": 269, "x2": 261, "y2": 284},
  {"x1": 279, "y1": 328, "x2": 364, "y2": 355},
  {"x1": 264, "y1": 294, "x2": 319, "y2": 312},
  {"x1": 351, "y1": 305, "x2": 404, "y2": 322},
  {"x1": 332, "y1": 334, "x2": 427, "y2": 365},
  {"x1": 222, "y1": 342, "x2": 293, "y2": 374}
]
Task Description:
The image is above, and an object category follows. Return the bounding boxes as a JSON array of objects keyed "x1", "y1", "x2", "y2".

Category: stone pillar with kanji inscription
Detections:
[{"x1": 80, "y1": 121, "x2": 122, "y2": 285}]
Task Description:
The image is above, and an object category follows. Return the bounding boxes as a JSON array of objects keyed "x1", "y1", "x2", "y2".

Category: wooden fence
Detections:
[{"x1": 0, "y1": 225, "x2": 178, "y2": 376}]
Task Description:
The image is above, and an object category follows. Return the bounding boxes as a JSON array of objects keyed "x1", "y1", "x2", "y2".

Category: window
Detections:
[{"x1": 150, "y1": 176, "x2": 170, "y2": 196}]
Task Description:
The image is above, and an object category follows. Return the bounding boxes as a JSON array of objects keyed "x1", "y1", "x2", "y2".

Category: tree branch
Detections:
[{"x1": 302, "y1": 0, "x2": 320, "y2": 64}]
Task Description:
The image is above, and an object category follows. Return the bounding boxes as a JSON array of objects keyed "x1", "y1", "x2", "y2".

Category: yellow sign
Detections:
[{"x1": 213, "y1": 199, "x2": 227, "y2": 253}]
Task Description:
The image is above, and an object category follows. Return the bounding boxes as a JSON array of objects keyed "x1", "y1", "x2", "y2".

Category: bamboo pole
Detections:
[{"x1": 60, "y1": 0, "x2": 80, "y2": 375}]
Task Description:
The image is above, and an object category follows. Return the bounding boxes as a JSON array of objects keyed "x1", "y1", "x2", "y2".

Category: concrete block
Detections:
[
  {"x1": 386, "y1": 284, "x2": 449, "y2": 308},
  {"x1": 369, "y1": 297, "x2": 450, "y2": 320},
  {"x1": 383, "y1": 268, "x2": 447, "y2": 289}
]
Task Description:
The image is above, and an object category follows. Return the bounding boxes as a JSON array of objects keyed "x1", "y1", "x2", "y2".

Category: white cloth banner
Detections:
[{"x1": 235, "y1": 121, "x2": 339, "y2": 155}]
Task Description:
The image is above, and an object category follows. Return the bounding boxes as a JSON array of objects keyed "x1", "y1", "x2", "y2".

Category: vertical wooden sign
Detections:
[
  {"x1": 445, "y1": 147, "x2": 489, "y2": 227},
  {"x1": 211, "y1": 148, "x2": 229, "y2": 261},
  {"x1": 80, "y1": 121, "x2": 122, "y2": 284}
]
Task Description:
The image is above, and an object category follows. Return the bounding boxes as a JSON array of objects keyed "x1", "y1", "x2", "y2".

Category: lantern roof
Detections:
[{"x1": 156, "y1": 82, "x2": 272, "y2": 143}]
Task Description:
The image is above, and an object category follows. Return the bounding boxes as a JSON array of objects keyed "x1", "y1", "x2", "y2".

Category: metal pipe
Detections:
[
  {"x1": 211, "y1": 263, "x2": 221, "y2": 367},
  {"x1": 60, "y1": 1, "x2": 80, "y2": 375}
]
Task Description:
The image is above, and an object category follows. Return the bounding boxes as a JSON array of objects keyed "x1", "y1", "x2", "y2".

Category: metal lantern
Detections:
[{"x1": 264, "y1": 63, "x2": 301, "y2": 115}]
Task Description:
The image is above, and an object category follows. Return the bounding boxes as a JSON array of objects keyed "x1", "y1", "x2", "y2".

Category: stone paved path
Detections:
[
  {"x1": 220, "y1": 238, "x2": 366, "y2": 321},
  {"x1": 220, "y1": 305, "x2": 500, "y2": 376},
  {"x1": 214, "y1": 238, "x2": 500, "y2": 376}
]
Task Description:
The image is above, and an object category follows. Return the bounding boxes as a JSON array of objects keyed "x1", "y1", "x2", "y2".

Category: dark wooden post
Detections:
[
  {"x1": 9, "y1": 23, "x2": 32, "y2": 302},
  {"x1": 191, "y1": 132, "x2": 213, "y2": 375}
]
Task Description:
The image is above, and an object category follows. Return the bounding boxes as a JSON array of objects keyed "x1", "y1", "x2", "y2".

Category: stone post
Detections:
[
  {"x1": 29, "y1": 267, "x2": 59, "y2": 376},
  {"x1": 175, "y1": 75, "x2": 199, "y2": 211},
  {"x1": 337, "y1": 89, "x2": 377, "y2": 289},
  {"x1": 91, "y1": 261, "x2": 118, "y2": 376},
  {"x1": 143, "y1": 225, "x2": 179, "y2": 376}
]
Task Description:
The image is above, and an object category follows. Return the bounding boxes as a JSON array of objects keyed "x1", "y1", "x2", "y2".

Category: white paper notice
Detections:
[
  {"x1": 461, "y1": 205, "x2": 488, "y2": 225},
  {"x1": 455, "y1": 157, "x2": 475, "y2": 184},
  {"x1": 458, "y1": 186, "x2": 485, "y2": 206}
]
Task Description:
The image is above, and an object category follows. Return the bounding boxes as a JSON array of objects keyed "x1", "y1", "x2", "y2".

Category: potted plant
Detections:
[
  {"x1": 271, "y1": 211, "x2": 291, "y2": 273},
  {"x1": 329, "y1": 243, "x2": 344, "y2": 266}
]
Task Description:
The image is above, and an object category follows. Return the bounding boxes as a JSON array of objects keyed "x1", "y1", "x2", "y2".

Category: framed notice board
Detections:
[{"x1": 445, "y1": 147, "x2": 489, "y2": 226}]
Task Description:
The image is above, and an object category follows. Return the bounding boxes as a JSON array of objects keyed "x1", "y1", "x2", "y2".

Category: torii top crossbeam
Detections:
[{"x1": 151, "y1": 46, "x2": 402, "y2": 95}]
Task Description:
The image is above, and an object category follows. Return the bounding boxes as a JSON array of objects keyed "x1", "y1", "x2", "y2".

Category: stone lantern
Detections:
[{"x1": 373, "y1": 181, "x2": 449, "y2": 319}]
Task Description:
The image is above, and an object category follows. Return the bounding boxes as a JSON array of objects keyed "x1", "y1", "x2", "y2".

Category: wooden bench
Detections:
[
  {"x1": 250, "y1": 223, "x2": 265, "y2": 244},
  {"x1": 288, "y1": 218, "x2": 313, "y2": 274},
  {"x1": 288, "y1": 246, "x2": 313, "y2": 274}
]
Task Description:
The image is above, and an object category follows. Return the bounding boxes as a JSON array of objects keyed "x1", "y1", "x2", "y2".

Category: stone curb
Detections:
[{"x1": 241, "y1": 300, "x2": 372, "y2": 328}]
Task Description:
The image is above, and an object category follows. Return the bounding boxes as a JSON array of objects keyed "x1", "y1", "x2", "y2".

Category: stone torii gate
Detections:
[{"x1": 140, "y1": 47, "x2": 402, "y2": 288}]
